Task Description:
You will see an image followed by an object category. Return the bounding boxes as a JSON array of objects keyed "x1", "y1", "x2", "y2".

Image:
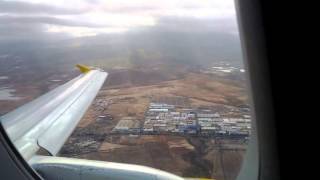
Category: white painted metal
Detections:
[
  {"x1": 1, "y1": 70, "x2": 107, "y2": 160},
  {"x1": 29, "y1": 156, "x2": 185, "y2": 180}
]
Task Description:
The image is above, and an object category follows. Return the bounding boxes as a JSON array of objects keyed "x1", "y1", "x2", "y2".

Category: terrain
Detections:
[
  {"x1": 0, "y1": 28, "x2": 249, "y2": 179},
  {"x1": 0, "y1": 60, "x2": 249, "y2": 179},
  {"x1": 58, "y1": 67, "x2": 249, "y2": 180}
]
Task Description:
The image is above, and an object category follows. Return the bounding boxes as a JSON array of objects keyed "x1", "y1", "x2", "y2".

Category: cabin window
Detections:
[{"x1": 0, "y1": 1, "x2": 251, "y2": 179}]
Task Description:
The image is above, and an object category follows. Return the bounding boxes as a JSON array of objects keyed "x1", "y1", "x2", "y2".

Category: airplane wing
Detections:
[
  {"x1": 0, "y1": 65, "x2": 194, "y2": 180},
  {"x1": 1, "y1": 65, "x2": 107, "y2": 160}
]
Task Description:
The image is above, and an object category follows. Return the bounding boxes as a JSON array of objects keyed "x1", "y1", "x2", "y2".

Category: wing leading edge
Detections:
[{"x1": 1, "y1": 66, "x2": 107, "y2": 160}]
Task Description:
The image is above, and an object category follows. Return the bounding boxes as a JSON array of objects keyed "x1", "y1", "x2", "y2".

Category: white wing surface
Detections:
[{"x1": 1, "y1": 67, "x2": 107, "y2": 160}]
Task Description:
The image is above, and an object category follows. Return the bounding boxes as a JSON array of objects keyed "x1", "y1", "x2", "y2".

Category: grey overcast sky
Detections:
[{"x1": 0, "y1": 0, "x2": 239, "y2": 38}]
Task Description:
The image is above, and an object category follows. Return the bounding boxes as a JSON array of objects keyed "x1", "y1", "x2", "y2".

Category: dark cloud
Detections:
[
  {"x1": 0, "y1": 0, "x2": 243, "y2": 71},
  {"x1": 0, "y1": 13, "x2": 240, "y2": 58},
  {"x1": 0, "y1": 22, "x2": 69, "y2": 43},
  {"x1": 0, "y1": 14, "x2": 98, "y2": 43},
  {"x1": 0, "y1": 14, "x2": 105, "y2": 43},
  {"x1": 0, "y1": 0, "x2": 87, "y2": 14},
  {"x1": 0, "y1": 15, "x2": 104, "y2": 27}
]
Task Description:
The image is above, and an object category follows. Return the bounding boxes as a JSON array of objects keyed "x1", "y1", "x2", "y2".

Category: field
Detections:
[
  {"x1": 59, "y1": 68, "x2": 249, "y2": 180},
  {"x1": 0, "y1": 63, "x2": 249, "y2": 180}
]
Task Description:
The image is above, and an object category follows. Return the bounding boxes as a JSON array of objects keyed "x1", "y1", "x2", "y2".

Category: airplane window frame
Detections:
[
  {"x1": 0, "y1": 125, "x2": 41, "y2": 180},
  {"x1": 235, "y1": 0, "x2": 279, "y2": 179},
  {"x1": 0, "y1": 0, "x2": 280, "y2": 179}
]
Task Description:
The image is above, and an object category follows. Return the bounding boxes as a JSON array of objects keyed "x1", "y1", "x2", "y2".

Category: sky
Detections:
[{"x1": 0, "y1": 0, "x2": 239, "y2": 39}]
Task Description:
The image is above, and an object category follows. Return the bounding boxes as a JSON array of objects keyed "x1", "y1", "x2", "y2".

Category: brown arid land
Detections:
[
  {"x1": 1, "y1": 67, "x2": 249, "y2": 180},
  {"x1": 59, "y1": 70, "x2": 249, "y2": 180}
]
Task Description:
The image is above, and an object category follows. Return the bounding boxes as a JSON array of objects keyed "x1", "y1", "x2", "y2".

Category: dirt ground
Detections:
[
  {"x1": 0, "y1": 68, "x2": 249, "y2": 180},
  {"x1": 59, "y1": 71, "x2": 249, "y2": 179},
  {"x1": 61, "y1": 131, "x2": 246, "y2": 179}
]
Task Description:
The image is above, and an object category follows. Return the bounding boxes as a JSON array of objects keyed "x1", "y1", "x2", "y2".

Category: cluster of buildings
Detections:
[
  {"x1": 142, "y1": 103, "x2": 251, "y2": 136},
  {"x1": 143, "y1": 103, "x2": 198, "y2": 134},
  {"x1": 111, "y1": 102, "x2": 251, "y2": 137},
  {"x1": 198, "y1": 116, "x2": 251, "y2": 136}
]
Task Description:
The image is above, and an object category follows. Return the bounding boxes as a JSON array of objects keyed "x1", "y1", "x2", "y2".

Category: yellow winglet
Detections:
[{"x1": 76, "y1": 64, "x2": 91, "y2": 73}]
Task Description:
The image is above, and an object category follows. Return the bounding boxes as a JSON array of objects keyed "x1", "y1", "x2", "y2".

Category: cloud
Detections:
[
  {"x1": 96, "y1": 0, "x2": 236, "y2": 19},
  {"x1": 151, "y1": 16, "x2": 238, "y2": 35},
  {"x1": 0, "y1": 0, "x2": 239, "y2": 39},
  {"x1": 0, "y1": 15, "x2": 104, "y2": 27},
  {"x1": 0, "y1": 0, "x2": 87, "y2": 14},
  {"x1": 0, "y1": 22, "x2": 67, "y2": 43}
]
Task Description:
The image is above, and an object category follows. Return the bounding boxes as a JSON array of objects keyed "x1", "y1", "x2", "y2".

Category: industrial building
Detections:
[{"x1": 112, "y1": 117, "x2": 141, "y2": 133}]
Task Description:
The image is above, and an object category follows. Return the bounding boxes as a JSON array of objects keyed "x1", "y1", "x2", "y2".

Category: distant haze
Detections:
[{"x1": 0, "y1": 0, "x2": 243, "y2": 69}]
